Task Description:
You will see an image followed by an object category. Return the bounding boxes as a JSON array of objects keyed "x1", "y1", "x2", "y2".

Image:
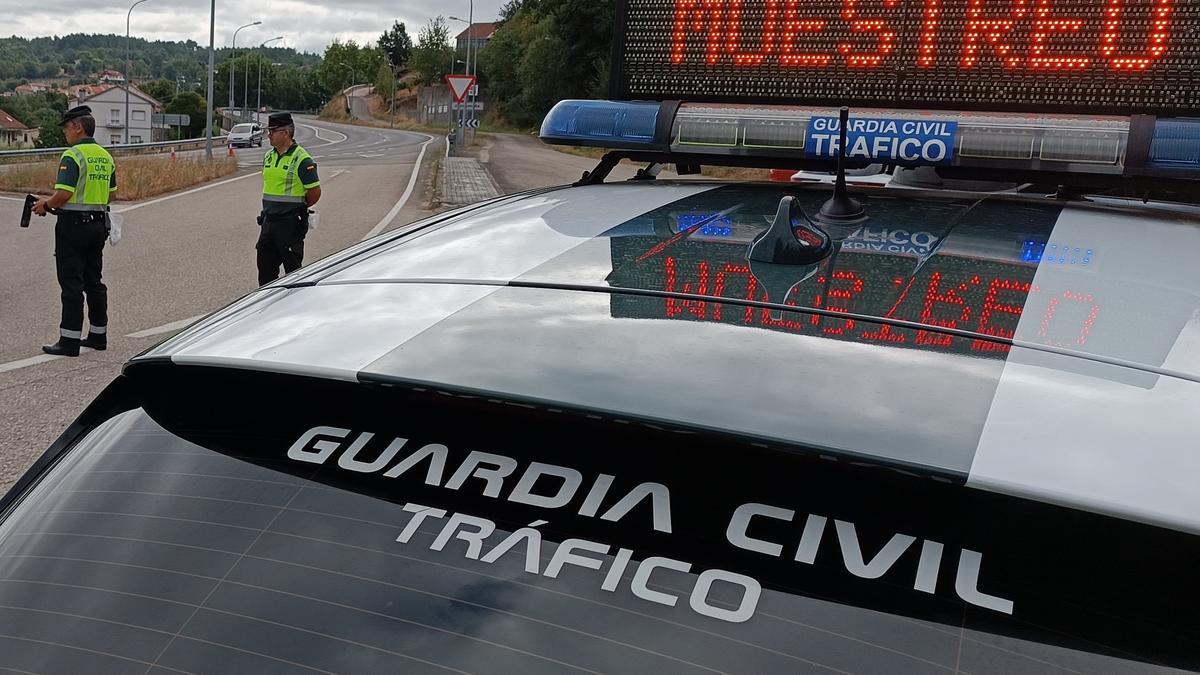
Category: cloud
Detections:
[{"x1": 0, "y1": 0, "x2": 503, "y2": 54}]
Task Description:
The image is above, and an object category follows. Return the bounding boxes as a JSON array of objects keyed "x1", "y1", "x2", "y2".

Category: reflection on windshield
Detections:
[{"x1": 604, "y1": 186, "x2": 1063, "y2": 359}]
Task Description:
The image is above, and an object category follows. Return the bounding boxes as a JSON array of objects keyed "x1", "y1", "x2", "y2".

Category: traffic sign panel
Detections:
[
  {"x1": 466, "y1": 119, "x2": 480, "y2": 128},
  {"x1": 445, "y1": 75, "x2": 476, "y2": 103},
  {"x1": 153, "y1": 113, "x2": 191, "y2": 126},
  {"x1": 452, "y1": 101, "x2": 484, "y2": 111}
]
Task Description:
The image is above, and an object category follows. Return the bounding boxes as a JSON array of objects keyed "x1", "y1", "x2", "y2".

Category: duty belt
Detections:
[{"x1": 59, "y1": 204, "x2": 109, "y2": 212}]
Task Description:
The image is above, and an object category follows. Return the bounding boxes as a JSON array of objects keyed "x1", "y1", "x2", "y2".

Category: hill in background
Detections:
[{"x1": 0, "y1": 34, "x2": 320, "y2": 92}]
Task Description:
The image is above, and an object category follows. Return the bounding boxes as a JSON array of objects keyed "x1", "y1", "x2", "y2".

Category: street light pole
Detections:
[
  {"x1": 125, "y1": 0, "x2": 153, "y2": 145},
  {"x1": 449, "y1": 16, "x2": 469, "y2": 133},
  {"x1": 467, "y1": 0, "x2": 474, "y2": 128},
  {"x1": 257, "y1": 37, "x2": 283, "y2": 123},
  {"x1": 204, "y1": 0, "x2": 215, "y2": 158},
  {"x1": 229, "y1": 21, "x2": 261, "y2": 118}
]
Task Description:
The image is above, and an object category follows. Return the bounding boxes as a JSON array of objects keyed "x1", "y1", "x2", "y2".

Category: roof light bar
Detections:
[
  {"x1": 670, "y1": 104, "x2": 1131, "y2": 173},
  {"x1": 538, "y1": 100, "x2": 1200, "y2": 187}
]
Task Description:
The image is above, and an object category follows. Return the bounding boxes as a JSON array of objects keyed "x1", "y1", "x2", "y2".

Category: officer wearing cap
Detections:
[
  {"x1": 33, "y1": 105, "x2": 116, "y2": 357},
  {"x1": 257, "y1": 112, "x2": 321, "y2": 285}
]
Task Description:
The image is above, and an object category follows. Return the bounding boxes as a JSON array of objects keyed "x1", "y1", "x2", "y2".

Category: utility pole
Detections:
[{"x1": 204, "y1": 0, "x2": 215, "y2": 158}]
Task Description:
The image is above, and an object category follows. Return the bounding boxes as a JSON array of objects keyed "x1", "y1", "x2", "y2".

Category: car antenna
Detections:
[{"x1": 815, "y1": 106, "x2": 868, "y2": 225}]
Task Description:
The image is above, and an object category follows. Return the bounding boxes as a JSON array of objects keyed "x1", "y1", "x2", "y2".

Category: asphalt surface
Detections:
[{"x1": 0, "y1": 114, "x2": 439, "y2": 491}]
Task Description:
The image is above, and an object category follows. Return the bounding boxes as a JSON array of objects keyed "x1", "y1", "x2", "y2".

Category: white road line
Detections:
[
  {"x1": 0, "y1": 195, "x2": 25, "y2": 202},
  {"x1": 299, "y1": 123, "x2": 348, "y2": 148},
  {"x1": 126, "y1": 315, "x2": 207, "y2": 338},
  {"x1": 362, "y1": 133, "x2": 435, "y2": 241},
  {"x1": 0, "y1": 354, "x2": 63, "y2": 374},
  {"x1": 113, "y1": 171, "x2": 262, "y2": 214}
]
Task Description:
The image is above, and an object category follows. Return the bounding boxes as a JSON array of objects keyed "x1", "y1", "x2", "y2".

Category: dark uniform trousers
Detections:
[
  {"x1": 256, "y1": 209, "x2": 308, "y2": 286},
  {"x1": 54, "y1": 212, "x2": 108, "y2": 336}
]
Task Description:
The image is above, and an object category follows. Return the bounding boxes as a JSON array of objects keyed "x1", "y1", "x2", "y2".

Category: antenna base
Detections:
[{"x1": 815, "y1": 194, "x2": 868, "y2": 225}]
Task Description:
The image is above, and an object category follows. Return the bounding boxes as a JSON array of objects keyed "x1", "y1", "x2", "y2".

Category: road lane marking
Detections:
[
  {"x1": 0, "y1": 195, "x2": 24, "y2": 202},
  {"x1": 362, "y1": 133, "x2": 435, "y2": 241},
  {"x1": 126, "y1": 315, "x2": 207, "y2": 338},
  {"x1": 113, "y1": 171, "x2": 263, "y2": 214},
  {"x1": 0, "y1": 354, "x2": 63, "y2": 374},
  {"x1": 301, "y1": 123, "x2": 349, "y2": 147}
]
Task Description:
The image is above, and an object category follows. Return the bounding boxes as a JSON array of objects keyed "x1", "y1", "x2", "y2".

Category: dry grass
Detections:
[
  {"x1": 0, "y1": 155, "x2": 238, "y2": 201},
  {"x1": 699, "y1": 166, "x2": 773, "y2": 181},
  {"x1": 319, "y1": 96, "x2": 354, "y2": 122}
]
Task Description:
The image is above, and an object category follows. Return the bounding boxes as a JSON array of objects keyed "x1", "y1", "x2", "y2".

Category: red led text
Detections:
[{"x1": 670, "y1": 0, "x2": 1173, "y2": 70}]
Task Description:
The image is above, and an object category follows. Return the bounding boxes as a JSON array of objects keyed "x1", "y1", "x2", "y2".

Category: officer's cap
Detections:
[
  {"x1": 267, "y1": 112, "x2": 294, "y2": 129},
  {"x1": 60, "y1": 105, "x2": 92, "y2": 126}
]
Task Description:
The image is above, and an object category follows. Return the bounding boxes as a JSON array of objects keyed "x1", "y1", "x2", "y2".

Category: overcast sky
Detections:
[{"x1": 0, "y1": 0, "x2": 504, "y2": 54}]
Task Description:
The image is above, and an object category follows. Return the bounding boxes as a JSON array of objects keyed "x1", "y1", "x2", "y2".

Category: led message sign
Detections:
[{"x1": 613, "y1": 0, "x2": 1200, "y2": 114}]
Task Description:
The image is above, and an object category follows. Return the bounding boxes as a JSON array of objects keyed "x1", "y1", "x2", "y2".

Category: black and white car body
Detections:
[
  {"x1": 4, "y1": 1, "x2": 1200, "y2": 668},
  {"x1": 0, "y1": 173, "x2": 1196, "y2": 672}
]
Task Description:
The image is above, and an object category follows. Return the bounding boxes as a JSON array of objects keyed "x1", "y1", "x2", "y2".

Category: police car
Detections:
[{"x1": 1, "y1": 1, "x2": 1198, "y2": 672}]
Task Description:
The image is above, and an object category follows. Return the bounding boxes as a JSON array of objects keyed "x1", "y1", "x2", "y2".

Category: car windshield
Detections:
[
  {"x1": 0, "y1": 367, "x2": 1191, "y2": 673},
  {"x1": 231, "y1": 124, "x2": 255, "y2": 133}
]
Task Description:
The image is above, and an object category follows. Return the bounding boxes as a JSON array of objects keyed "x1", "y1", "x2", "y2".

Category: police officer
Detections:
[
  {"x1": 34, "y1": 105, "x2": 115, "y2": 357},
  {"x1": 258, "y1": 112, "x2": 321, "y2": 285}
]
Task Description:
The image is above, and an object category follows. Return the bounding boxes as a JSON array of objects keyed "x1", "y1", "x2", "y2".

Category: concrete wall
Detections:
[{"x1": 417, "y1": 85, "x2": 455, "y2": 128}]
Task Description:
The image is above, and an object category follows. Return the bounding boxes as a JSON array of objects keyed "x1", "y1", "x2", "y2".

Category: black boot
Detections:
[
  {"x1": 81, "y1": 334, "x2": 107, "y2": 351},
  {"x1": 42, "y1": 337, "x2": 81, "y2": 357}
]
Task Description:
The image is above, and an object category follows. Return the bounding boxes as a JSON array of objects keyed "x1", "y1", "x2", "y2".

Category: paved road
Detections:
[{"x1": 0, "y1": 116, "x2": 439, "y2": 491}]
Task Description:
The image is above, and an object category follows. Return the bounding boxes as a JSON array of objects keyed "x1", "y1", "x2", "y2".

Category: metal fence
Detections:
[{"x1": 0, "y1": 136, "x2": 230, "y2": 166}]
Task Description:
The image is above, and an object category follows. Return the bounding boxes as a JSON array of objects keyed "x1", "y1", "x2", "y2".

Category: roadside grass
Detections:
[{"x1": 0, "y1": 156, "x2": 238, "y2": 201}]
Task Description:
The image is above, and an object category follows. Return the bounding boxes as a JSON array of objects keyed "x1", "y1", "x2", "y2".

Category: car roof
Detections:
[{"x1": 132, "y1": 180, "x2": 1200, "y2": 534}]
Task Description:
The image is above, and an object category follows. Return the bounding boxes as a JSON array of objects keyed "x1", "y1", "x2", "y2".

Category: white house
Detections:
[
  {"x1": 70, "y1": 84, "x2": 162, "y2": 146},
  {"x1": 0, "y1": 108, "x2": 38, "y2": 148}
]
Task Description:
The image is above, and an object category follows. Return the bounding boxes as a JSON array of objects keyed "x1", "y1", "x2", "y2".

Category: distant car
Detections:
[{"x1": 228, "y1": 122, "x2": 263, "y2": 148}]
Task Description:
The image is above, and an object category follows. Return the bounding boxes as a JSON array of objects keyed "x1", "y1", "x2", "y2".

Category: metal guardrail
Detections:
[{"x1": 0, "y1": 136, "x2": 231, "y2": 165}]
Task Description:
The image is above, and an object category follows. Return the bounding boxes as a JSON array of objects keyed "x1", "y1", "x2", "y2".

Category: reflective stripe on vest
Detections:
[
  {"x1": 262, "y1": 144, "x2": 312, "y2": 202},
  {"x1": 60, "y1": 143, "x2": 114, "y2": 209}
]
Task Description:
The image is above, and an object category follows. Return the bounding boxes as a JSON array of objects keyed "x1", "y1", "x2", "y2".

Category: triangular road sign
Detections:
[{"x1": 445, "y1": 75, "x2": 476, "y2": 103}]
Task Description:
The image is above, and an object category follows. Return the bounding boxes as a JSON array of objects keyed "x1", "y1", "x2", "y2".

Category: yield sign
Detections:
[{"x1": 445, "y1": 75, "x2": 476, "y2": 103}]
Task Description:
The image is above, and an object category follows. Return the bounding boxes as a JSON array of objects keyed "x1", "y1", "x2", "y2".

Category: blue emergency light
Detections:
[{"x1": 538, "y1": 100, "x2": 662, "y2": 150}]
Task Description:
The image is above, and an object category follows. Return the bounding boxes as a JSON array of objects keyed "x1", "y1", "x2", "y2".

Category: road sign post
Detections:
[{"x1": 445, "y1": 75, "x2": 476, "y2": 150}]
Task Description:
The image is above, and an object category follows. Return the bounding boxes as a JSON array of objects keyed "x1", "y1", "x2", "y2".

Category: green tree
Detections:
[
  {"x1": 379, "y1": 21, "x2": 413, "y2": 71},
  {"x1": 165, "y1": 91, "x2": 206, "y2": 138},
  {"x1": 141, "y1": 78, "x2": 176, "y2": 105},
  {"x1": 318, "y1": 40, "x2": 384, "y2": 93},
  {"x1": 374, "y1": 63, "x2": 398, "y2": 103},
  {"x1": 409, "y1": 16, "x2": 454, "y2": 87},
  {"x1": 36, "y1": 122, "x2": 66, "y2": 149},
  {"x1": 477, "y1": 0, "x2": 614, "y2": 126}
]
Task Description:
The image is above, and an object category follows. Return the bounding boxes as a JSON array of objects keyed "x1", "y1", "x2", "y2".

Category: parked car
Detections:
[{"x1": 228, "y1": 122, "x2": 263, "y2": 148}]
